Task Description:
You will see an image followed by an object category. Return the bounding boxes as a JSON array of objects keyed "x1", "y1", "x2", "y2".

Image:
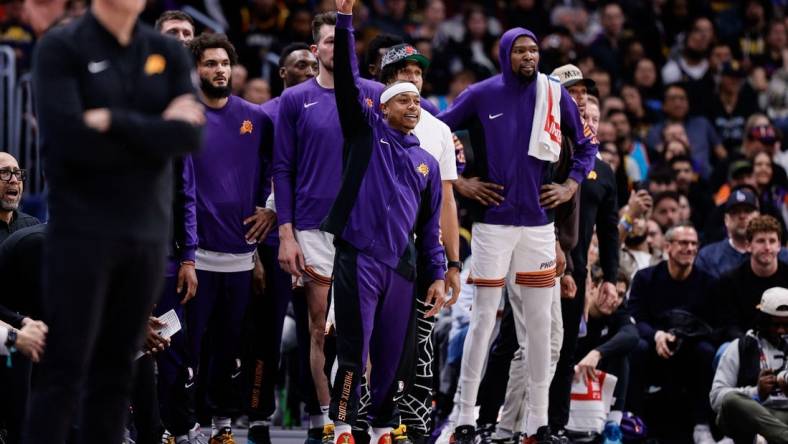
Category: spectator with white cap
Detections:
[{"x1": 711, "y1": 286, "x2": 788, "y2": 444}]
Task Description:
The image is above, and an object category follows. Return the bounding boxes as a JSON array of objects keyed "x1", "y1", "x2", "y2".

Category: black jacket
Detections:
[{"x1": 32, "y1": 11, "x2": 202, "y2": 242}]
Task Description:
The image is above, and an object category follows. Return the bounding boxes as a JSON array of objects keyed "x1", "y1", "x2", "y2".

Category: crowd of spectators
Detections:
[{"x1": 1, "y1": 0, "x2": 788, "y2": 443}]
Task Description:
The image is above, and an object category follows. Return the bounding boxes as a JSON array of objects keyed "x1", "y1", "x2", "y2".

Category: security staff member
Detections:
[{"x1": 27, "y1": 0, "x2": 203, "y2": 442}]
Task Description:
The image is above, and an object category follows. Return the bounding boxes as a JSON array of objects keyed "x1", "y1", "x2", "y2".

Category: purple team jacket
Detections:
[
  {"x1": 272, "y1": 47, "x2": 380, "y2": 231},
  {"x1": 165, "y1": 154, "x2": 198, "y2": 277},
  {"x1": 321, "y1": 12, "x2": 446, "y2": 282},
  {"x1": 438, "y1": 27, "x2": 597, "y2": 227}
]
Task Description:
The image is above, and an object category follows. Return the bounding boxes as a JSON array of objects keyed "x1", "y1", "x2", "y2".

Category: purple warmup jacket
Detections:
[
  {"x1": 259, "y1": 97, "x2": 279, "y2": 247},
  {"x1": 165, "y1": 154, "x2": 198, "y2": 277},
  {"x1": 272, "y1": 55, "x2": 379, "y2": 231},
  {"x1": 438, "y1": 27, "x2": 597, "y2": 227},
  {"x1": 193, "y1": 95, "x2": 266, "y2": 254},
  {"x1": 321, "y1": 12, "x2": 446, "y2": 282}
]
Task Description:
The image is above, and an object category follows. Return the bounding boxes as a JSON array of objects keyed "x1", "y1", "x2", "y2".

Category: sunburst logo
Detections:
[
  {"x1": 144, "y1": 54, "x2": 166, "y2": 75},
  {"x1": 417, "y1": 163, "x2": 429, "y2": 177},
  {"x1": 240, "y1": 120, "x2": 253, "y2": 135},
  {"x1": 365, "y1": 97, "x2": 374, "y2": 107},
  {"x1": 587, "y1": 170, "x2": 597, "y2": 180}
]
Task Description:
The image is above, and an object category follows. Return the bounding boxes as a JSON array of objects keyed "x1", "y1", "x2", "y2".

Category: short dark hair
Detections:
[
  {"x1": 279, "y1": 42, "x2": 311, "y2": 68},
  {"x1": 653, "y1": 190, "x2": 681, "y2": 208},
  {"x1": 669, "y1": 155, "x2": 693, "y2": 168},
  {"x1": 366, "y1": 33, "x2": 404, "y2": 73},
  {"x1": 379, "y1": 59, "x2": 424, "y2": 85},
  {"x1": 188, "y1": 33, "x2": 238, "y2": 66},
  {"x1": 155, "y1": 10, "x2": 195, "y2": 32},
  {"x1": 312, "y1": 12, "x2": 337, "y2": 44},
  {"x1": 747, "y1": 215, "x2": 783, "y2": 243},
  {"x1": 647, "y1": 165, "x2": 677, "y2": 185}
]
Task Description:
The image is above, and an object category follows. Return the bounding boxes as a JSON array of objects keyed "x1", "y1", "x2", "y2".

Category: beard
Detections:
[
  {"x1": 0, "y1": 199, "x2": 19, "y2": 211},
  {"x1": 200, "y1": 77, "x2": 232, "y2": 99},
  {"x1": 625, "y1": 233, "x2": 648, "y2": 248}
]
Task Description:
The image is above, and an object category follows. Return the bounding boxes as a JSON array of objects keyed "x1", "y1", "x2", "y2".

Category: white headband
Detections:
[{"x1": 380, "y1": 82, "x2": 420, "y2": 104}]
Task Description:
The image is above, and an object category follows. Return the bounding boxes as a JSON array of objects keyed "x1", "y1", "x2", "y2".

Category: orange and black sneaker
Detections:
[
  {"x1": 335, "y1": 430, "x2": 356, "y2": 444},
  {"x1": 375, "y1": 431, "x2": 392, "y2": 444},
  {"x1": 208, "y1": 427, "x2": 235, "y2": 444}
]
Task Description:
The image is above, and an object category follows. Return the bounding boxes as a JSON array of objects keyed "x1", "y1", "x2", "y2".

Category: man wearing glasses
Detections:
[
  {"x1": 627, "y1": 223, "x2": 718, "y2": 444},
  {"x1": 0, "y1": 152, "x2": 39, "y2": 244}
]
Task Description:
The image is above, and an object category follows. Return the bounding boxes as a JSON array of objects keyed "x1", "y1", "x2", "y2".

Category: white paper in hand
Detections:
[
  {"x1": 156, "y1": 309, "x2": 182, "y2": 339},
  {"x1": 135, "y1": 310, "x2": 182, "y2": 360}
]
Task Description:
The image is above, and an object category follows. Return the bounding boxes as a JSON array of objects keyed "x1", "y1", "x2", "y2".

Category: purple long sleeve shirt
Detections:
[
  {"x1": 321, "y1": 12, "x2": 445, "y2": 282},
  {"x1": 165, "y1": 155, "x2": 198, "y2": 277},
  {"x1": 272, "y1": 54, "x2": 380, "y2": 231},
  {"x1": 438, "y1": 27, "x2": 597, "y2": 227},
  {"x1": 260, "y1": 97, "x2": 280, "y2": 247},
  {"x1": 193, "y1": 95, "x2": 266, "y2": 254}
]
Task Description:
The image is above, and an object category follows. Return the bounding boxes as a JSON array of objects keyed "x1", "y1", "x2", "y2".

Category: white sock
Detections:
[
  {"x1": 179, "y1": 423, "x2": 203, "y2": 442},
  {"x1": 250, "y1": 420, "x2": 269, "y2": 429},
  {"x1": 370, "y1": 427, "x2": 393, "y2": 444},
  {"x1": 310, "y1": 414, "x2": 329, "y2": 428},
  {"x1": 493, "y1": 427, "x2": 513, "y2": 439},
  {"x1": 334, "y1": 422, "x2": 352, "y2": 443},
  {"x1": 608, "y1": 410, "x2": 623, "y2": 425},
  {"x1": 319, "y1": 405, "x2": 332, "y2": 427},
  {"x1": 211, "y1": 417, "x2": 231, "y2": 436}
]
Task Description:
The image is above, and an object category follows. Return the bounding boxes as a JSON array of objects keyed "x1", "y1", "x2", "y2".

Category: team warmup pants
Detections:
[
  {"x1": 186, "y1": 269, "x2": 252, "y2": 418},
  {"x1": 155, "y1": 276, "x2": 197, "y2": 436},
  {"x1": 355, "y1": 276, "x2": 435, "y2": 437},
  {"x1": 23, "y1": 235, "x2": 165, "y2": 444},
  {"x1": 458, "y1": 223, "x2": 556, "y2": 436},
  {"x1": 329, "y1": 242, "x2": 415, "y2": 429},
  {"x1": 243, "y1": 243, "x2": 320, "y2": 422}
]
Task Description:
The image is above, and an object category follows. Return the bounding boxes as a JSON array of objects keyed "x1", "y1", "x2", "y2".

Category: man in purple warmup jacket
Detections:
[
  {"x1": 272, "y1": 10, "x2": 381, "y2": 437},
  {"x1": 321, "y1": 1, "x2": 446, "y2": 443},
  {"x1": 437, "y1": 25, "x2": 597, "y2": 443}
]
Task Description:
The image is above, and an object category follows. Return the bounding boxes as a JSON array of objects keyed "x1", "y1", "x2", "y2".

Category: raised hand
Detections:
[{"x1": 336, "y1": 0, "x2": 354, "y2": 14}]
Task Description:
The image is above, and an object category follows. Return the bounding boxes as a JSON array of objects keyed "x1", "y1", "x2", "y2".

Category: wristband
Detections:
[
  {"x1": 448, "y1": 260, "x2": 463, "y2": 271},
  {"x1": 619, "y1": 216, "x2": 633, "y2": 233},
  {"x1": 4, "y1": 329, "x2": 16, "y2": 348}
]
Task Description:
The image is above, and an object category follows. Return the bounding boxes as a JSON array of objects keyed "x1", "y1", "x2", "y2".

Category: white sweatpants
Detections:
[
  {"x1": 497, "y1": 280, "x2": 564, "y2": 434},
  {"x1": 458, "y1": 223, "x2": 556, "y2": 435}
]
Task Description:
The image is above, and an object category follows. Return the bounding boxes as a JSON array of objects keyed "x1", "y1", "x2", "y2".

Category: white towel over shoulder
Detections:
[{"x1": 528, "y1": 73, "x2": 563, "y2": 163}]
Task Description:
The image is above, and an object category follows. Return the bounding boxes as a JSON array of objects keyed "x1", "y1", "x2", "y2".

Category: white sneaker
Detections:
[
  {"x1": 693, "y1": 424, "x2": 715, "y2": 444},
  {"x1": 435, "y1": 419, "x2": 455, "y2": 444},
  {"x1": 716, "y1": 437, "x2": 734, "y2": 444},
  {"x1": 755, "y1": 435, "x2": 767, "y2": 444},
  {"x1": 188, "y1": 424, "x2": 209, "y2": 444}
]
